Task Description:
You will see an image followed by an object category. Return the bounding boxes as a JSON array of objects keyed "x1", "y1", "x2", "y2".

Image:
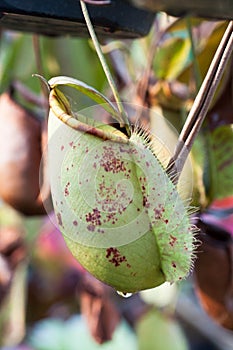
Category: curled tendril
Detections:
[{"x1": 81, "y1": 0, "x2": 111, "y2": 5}]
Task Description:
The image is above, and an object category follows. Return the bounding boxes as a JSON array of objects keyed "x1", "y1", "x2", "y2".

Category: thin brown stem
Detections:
[
  {"x1": 136, "y1": 17, "x2": 179, "y2": 107},
  {"x1": 167, "y1": 21, "x2": 233, "y2": 181},
  {"x1": 135, "y1": 17, "x2": 179, "y2": 125}
]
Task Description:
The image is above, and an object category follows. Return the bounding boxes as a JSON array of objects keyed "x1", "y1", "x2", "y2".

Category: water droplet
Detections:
[{"x1": 117, "y1": 291, "x2": 133, "y2": 298}]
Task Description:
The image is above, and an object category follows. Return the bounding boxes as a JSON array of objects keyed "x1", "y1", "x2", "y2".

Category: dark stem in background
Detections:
[
  {"x1": 82, "y1": 0, "x2": 111, "y2": 4},
  {"x1": 167, "y1": 21, "x2": 233, "y2": 182},
  {"x1": 32, "y1": 35, "x2": 49, "y2": 116}
]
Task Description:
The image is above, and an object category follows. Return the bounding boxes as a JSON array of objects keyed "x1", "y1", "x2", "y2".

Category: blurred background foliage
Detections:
[{"x1": 0, "y1": 10, "x2": 233, "y2": 350}]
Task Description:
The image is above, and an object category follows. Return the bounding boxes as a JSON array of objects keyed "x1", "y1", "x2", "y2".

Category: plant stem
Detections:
[
  {"x1": 167, "y1": 21, "x2": 233, "y2": 182},
  {"x1": 80, "y1": 0, "x2": 130, "y2": 134}
]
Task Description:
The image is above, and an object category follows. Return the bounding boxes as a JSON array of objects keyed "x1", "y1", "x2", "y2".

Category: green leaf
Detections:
[
  {"x1": 153, "y1": 37, "x2": 191, "y2": 80},
  {"x1": 48, "y1": 75, "x2": 120, "y2": 120},
  {"x1": 0, "y1": 33, "x2": 24, "y2": 93},
  {"x1": 28, "y1": 316, "x2": 137, "y2": 350},
  {"x1": 51, "y1": 38, "x2": 106, "y2": 91},
  {"x1": 137, "y1": 309, "x2": 189, "y2": 350},
  {"x1": 205, "y1": 125, "x2": 233, "y2": 201}
]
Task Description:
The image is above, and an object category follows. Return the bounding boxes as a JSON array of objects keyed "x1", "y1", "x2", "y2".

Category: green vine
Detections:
[{"x1": 80, "y1": 0, "x2": 131, "y2": 136}]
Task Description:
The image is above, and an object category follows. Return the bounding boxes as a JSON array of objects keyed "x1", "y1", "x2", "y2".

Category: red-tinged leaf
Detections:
[{"x1": 211, "y1": 197, "x2": 233, "y2": 210}]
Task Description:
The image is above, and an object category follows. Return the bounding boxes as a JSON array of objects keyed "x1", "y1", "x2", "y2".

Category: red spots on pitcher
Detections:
[
  {"x1": 96, "y1": 177, "x2": 132, "y2": 214},
  {"x1": 172, "y1": 261, "x2": 177, "y2": 268},
  {"x1": 64, "y1": 182, "x2": 70, "y2": 196},
  {"x1": 87, "y1": 224, "x2": 95, "y2": 232},
  {"x1": 86, "y1": 208, "x2": 102, "y2": 227},
  {"x1": 57, "y1": 212, "x2": 64, "y2": 228},
  {"x1": 183, "y1": 243, "x2": 189, "y2": 251},
  {"x1": 169, "y1": 235, "x2": 177, "y2": 247},
  {"x1": 154, "y1": 208, "x2": 162, "y2": 220},
  {"x1": 106, "y1": 247, "x2": 130, "y2": 267},
  {"x1": 106, "y1": 212, "x2": 118, "y2": 225},
  {"x1": 153, "y1": 205, "x2": 165, "y2": 220},
  {"x1": 97, "y1": 228, "x2": 105, "y2": 234},
  {"x1": 143, "y1": 196, "x2": 150, "y2": 208},
  {"x1": 140, "y1": 177, "x2": 150, "y2": 208},
  {"x1": 119, "y1": 145, "x2": 137, "y2": 155},
  {"x1": 97, "y1": 180, "x2": 116, "y2": 199},
  {"x1": 100, "y1": 146, "x2": 126, "y2": 174}
]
